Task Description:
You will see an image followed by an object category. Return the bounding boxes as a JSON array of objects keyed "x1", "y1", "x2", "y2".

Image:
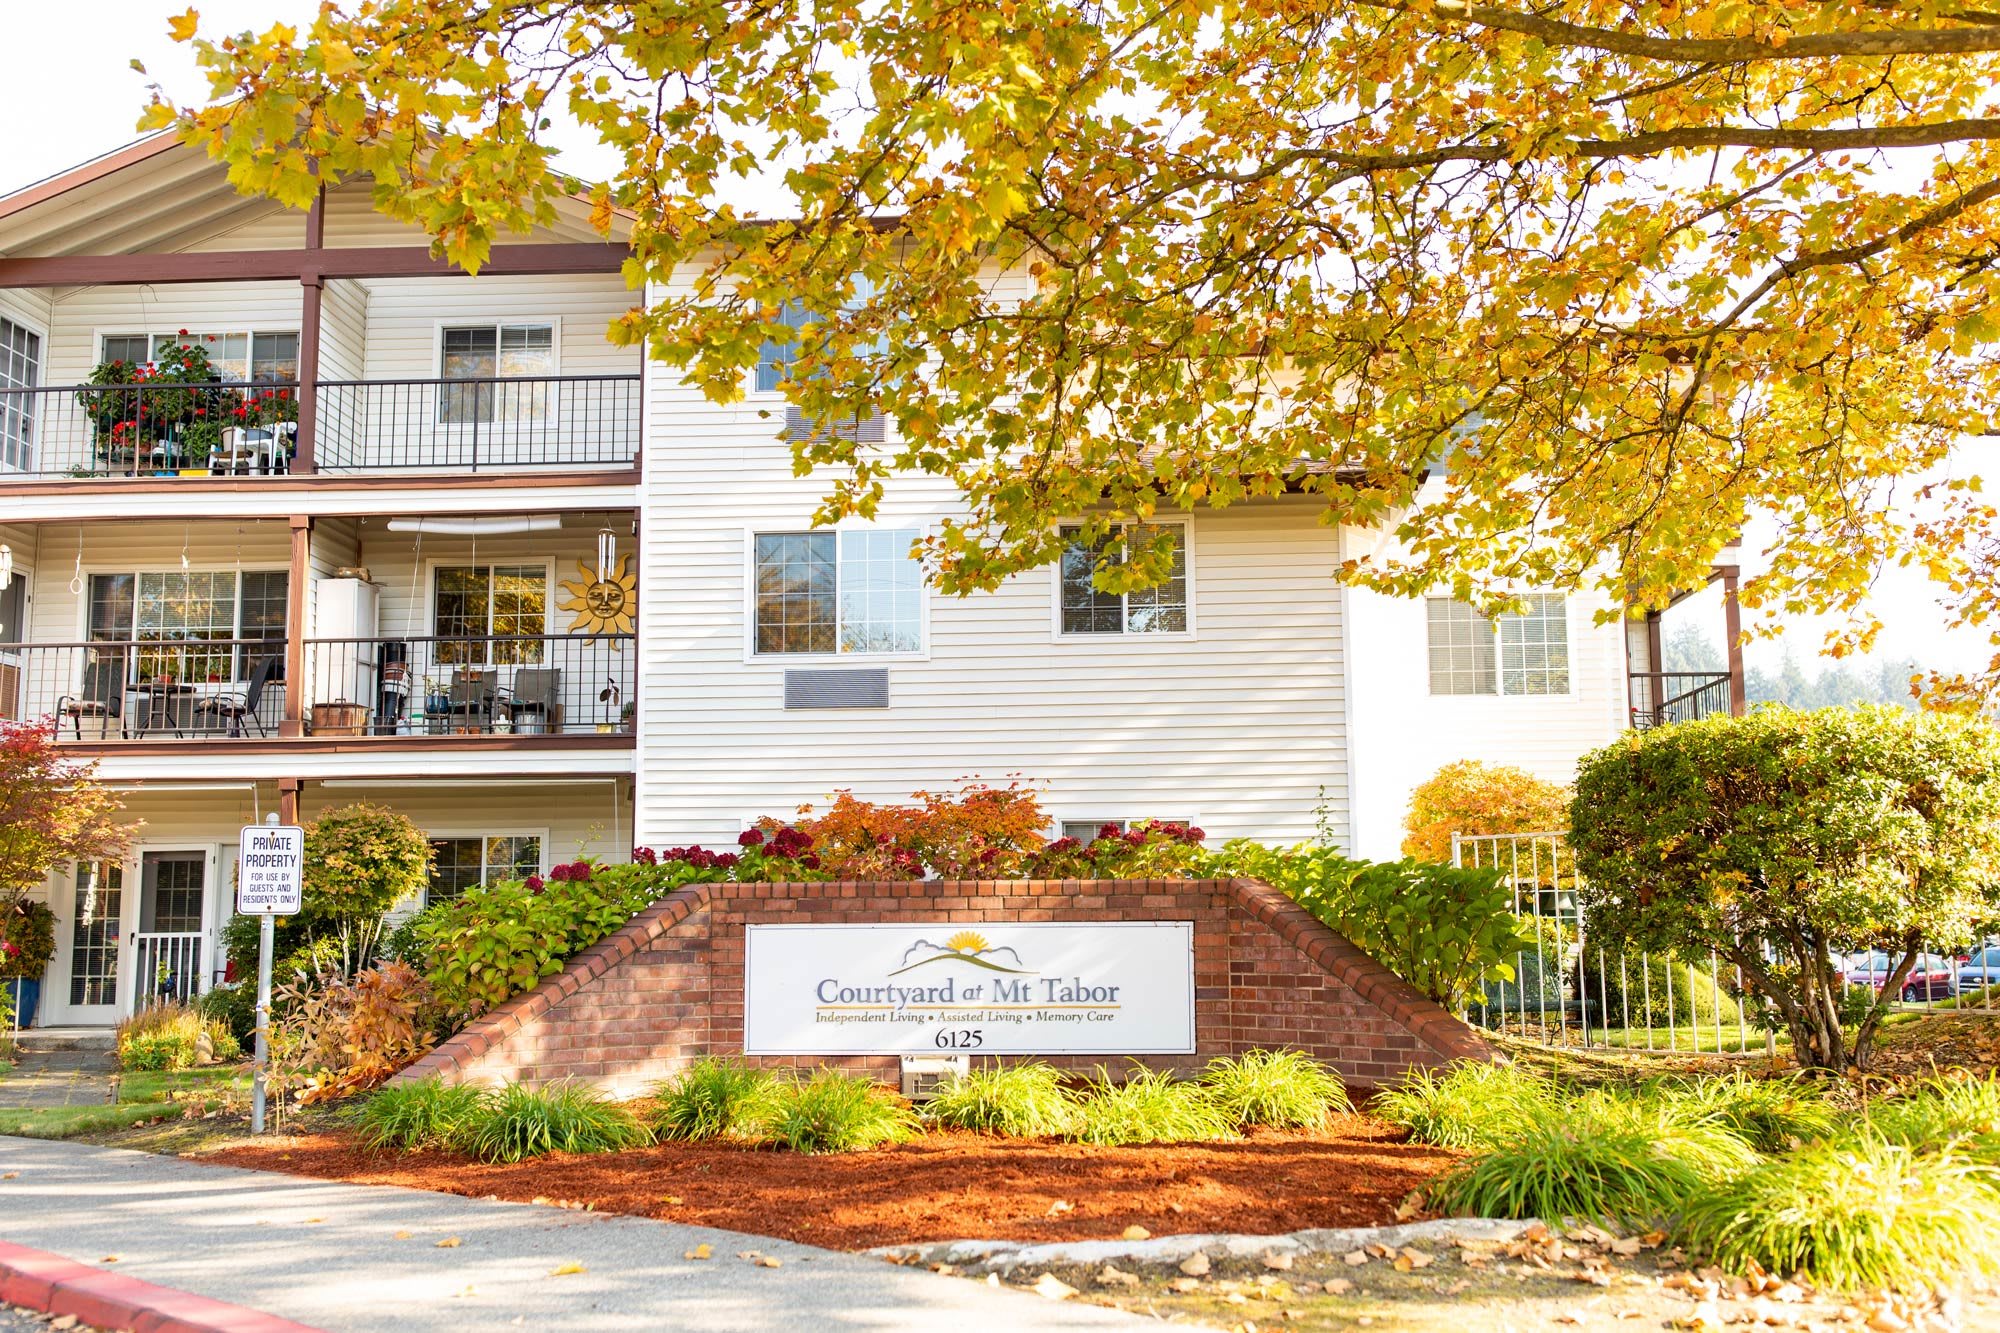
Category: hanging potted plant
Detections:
[{"x1": 0, "y1": 898, "x2": 57, "y2": 1028}]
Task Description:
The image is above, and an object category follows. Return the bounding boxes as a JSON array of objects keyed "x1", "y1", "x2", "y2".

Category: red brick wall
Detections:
[{"x1": 399, "y1": 878, "x2": 1495, "y2": 1095}]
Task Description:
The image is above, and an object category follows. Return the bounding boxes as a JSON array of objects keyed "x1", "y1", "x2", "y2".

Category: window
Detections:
[
  {"x1": 426, "y1": 834, "x2": 542, "y2": 905},
  {"x1": 439, "y1": 323, "x2": 555, "y2": 424},
  {"x1": 1058, "y1": 523, "x2": 1188, "y2": 635},
  {"x1": 752, "y1": 529, "x2": 921, "y2": 655},
  {"x1": 0, "y1": 316, "x2": 41, "y2": 471},
  {"x1": 1058, "y1": 817, "x2": 1192, "y2": 842},
  {"x1": 98, "y1": 332, "x2": 298, "y2": 382},
  {"x1": 434, "y1": 565, "x2": 547, "y2": 665},
  {"x1": 753, "y1": 279, "x2": 888, "y2": 393},
  {"x1": 87, "y1": 570, "x2": 288, "y2": 683},
  {"x1": 1426, "y1": 594, "x2": 1570, "y2": 696}
]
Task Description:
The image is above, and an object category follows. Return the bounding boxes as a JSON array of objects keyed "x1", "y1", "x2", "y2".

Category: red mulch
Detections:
[{"x1": 208, "y1": 1114, "x2": 1456, "y2": 1250}]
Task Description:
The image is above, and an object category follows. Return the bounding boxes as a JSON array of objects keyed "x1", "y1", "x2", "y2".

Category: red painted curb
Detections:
[{"x1": 0, "y1": 1240, "x2": 320, "y2": 1333}]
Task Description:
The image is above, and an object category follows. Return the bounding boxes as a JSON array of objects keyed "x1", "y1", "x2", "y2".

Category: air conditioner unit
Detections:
[{"x1": 899, "y1": 1053, "x2": 969, "y2": 1100}]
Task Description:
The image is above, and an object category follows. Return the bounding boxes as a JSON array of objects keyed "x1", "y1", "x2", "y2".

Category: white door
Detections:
[
  {"x1": 125, "y1": 848, "x2": 212, "y2": 1012},
  {"x1": 46, "y1": 846, "x2": 214, "y2": 1026},
  {"x1": 46, "y1": 860, "x2": 128, "y2": 1027}
]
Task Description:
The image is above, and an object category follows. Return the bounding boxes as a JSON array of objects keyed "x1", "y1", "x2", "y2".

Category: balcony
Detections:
[
  {"x1": 1629, "y1": 671, "x2": 1733, "y2": 729},
  {"x1": 0, "y1": 634, "x2": 635, "y2": 742},
  {"x1": 0, "y1": 374, "x2": 640, "y2": 481}
]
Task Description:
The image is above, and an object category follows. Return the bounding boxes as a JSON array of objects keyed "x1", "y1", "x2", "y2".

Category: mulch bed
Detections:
[{"x1": 208, "y1": 1113, "x2": 1456, "y2": 1250}]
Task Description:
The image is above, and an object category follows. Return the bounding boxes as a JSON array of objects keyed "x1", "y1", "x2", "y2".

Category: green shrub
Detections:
[
  {"x1": 354, "y1": 1078, "x2": 490, "y2": 1152},
  {"x1": 464, "y1": 1080, "x2": 651, "y2": 1163},
  {"x1": 115, "y1": 1003, "x2": 241, "y2": 1072},
  {"x1": 300, "y1": 804, "x2": 433, "y2": 973},
  {"x1": 1201, "y1": 1049, "x2": 1351, "y2": 1130},
  {"x1": 1865, "y1": 1074, "x2": 2000, "y2": 1166},
  {"x1": 1067, "y1": 1067, "x2": 1233, "y2": 1146},
  {"x1": 1430, "y1": 1098, "x2": 1751, "y2": 1226},
  {"x1": 650, "y1": 1058, "x2": 780, "y2": 1141},
  {"x1": 924, "y1": 1061, "x2": 1078, "y2": 1138},
  {"x1": 1374, "y1": 1061, "x2": 1556, "y2": 1150},
  {"x1": 194, "y1": 982, "x2": 257, "y2": 1045},
  {"x1": 761, "y1": 1070, "x2": 917, "y2": 1153},
  {"x1": 378, "y1": 905, "x2": 448, "y2": 971},
  {"x1": 1224, "y1": 843, "x2": 1531, "y2": 1014},
  {"x1": 1652, "y1": 1072, "x2": 1837, "y2": 1154},
  {"x1": 1680, "y1": 1136, "x2": 2000, "y2": 1291}
]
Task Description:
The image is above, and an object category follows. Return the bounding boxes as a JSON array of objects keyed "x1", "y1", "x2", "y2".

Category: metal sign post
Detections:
[{"x1": 238, "y1": 820, "x2": 305, "y2": 1134}]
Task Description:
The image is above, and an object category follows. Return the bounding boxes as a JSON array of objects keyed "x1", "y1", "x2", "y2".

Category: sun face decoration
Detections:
[
  {"x1": 558, "y1": 554, "x2": 635, "y2": 635},
  {"x1": 945, "y1": 930, "x2": 990, "y2": 955}
]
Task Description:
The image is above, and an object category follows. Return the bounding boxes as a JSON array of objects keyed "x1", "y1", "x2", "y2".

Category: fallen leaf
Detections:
[
  {"x1": 684, "y1": 1244, "x2": 712, "y2": 1261},
  {"x1": 100, "y1": 1256, "x2": 119, "y2": 1264},
  {"x1": 1324, "y1": 1278, "x2": 1354, "y2": 1295},
  {"x1": 1394, "y1": 1195, "x2": 1423, "y2": 1222},
  {"x1": 393, "y1": 1230, "x2": 413, "y2": 1241},
  {"x1": 435, "y1": 1237, "x2": 461, "y2": 1249},
  {"x1": 660, "y1": 1195, "x2": 683, "y2": 1206},
  {"x1": 758, "y1": 1256, "x2": 782, "y2": 1269},
  {"x1": 1169, "y1": 1277, "x2": 1203, "y2": 1293},
  {"x1": 1261, "y1": 1252, "x2": 1294, "y2": 1272},
  {"x1": 1343, "y1": 1250, "x2": 1370, "y2": 1267},
  {"x1": 1096, "y1": 1266, "x2": 1141, "y2": 1289},
  {"x1": 1554, "y1": 1317, "x2": 1582, "y2": 1327},
  {"x1": 1179, "y1": 1252, "x2": 1212, "y2": 1277},
  {"x1": 1397, "y1": 1248, "x2": 1433, "y2": 1272},
  {"x1": 1121, "y1": 1225, "x2": 1151, "y2": 1241},
  {"x1": 737, "y1": 1251, "x2": 761, "y2": 1261},
  {"x1": 1033, "y1": 1273, "x2": 1078, "y2": 1301},
  {"x1": 549, "y1": 1263, "x2": 586, "y2": 1276}
]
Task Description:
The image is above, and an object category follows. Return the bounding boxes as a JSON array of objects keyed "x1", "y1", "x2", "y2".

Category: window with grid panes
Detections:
[
  {"x1": 753, "y1": 279, "x2": 889, "y2": 392},
  {"x1": 1425, "y1": 595, "x2": 1570, "y2": 696},
  {"x1": 1058, "y1": 818, "x2": 1193, "y2": 842},
  {"x1": 98, "y1": 332, "x2": 299, "y2": 382},
  {"x1": 1058, "y1": 523, "x2": 1188, "y2": 635},
  {"x1": 85, "y1": 571, "x2": 287, "y2": 683},
  {"x1": 0, "y1": 317, "x2": 41, "y2": 471},
  {"x1": 439, "y1": 324, "x2": 554, "y2": 424},
  {"x1": 752, "y1": 530, "x2": 920, "y2": 655},
  {"x1": 434, "y1": 565, "x2": 547, "y2": 665},
  {"x1": 426, "y1": 834, "x2": 542, "y2": 905}
]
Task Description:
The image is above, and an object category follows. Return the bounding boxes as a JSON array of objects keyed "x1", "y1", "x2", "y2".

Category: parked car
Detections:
[
  {"x1": 1844, "y1": 951, "x2": 1959, "y2": 1001},
  {"x1": 1958, "y1": 945, "x2": 2000, "y2": 995}
]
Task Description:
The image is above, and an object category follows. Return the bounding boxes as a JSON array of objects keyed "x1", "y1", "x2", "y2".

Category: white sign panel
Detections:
[
  {"x1": 237, "y1": 825, "x2": 305, "y2": 915},
  {"x1": 743, "y1": 921, "x2": 1196, "y2": 1056}
]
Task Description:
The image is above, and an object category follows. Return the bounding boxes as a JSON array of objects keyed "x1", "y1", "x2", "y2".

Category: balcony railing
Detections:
[
  {"x1": 0, "y1": 640, "x2": 289, "y2": 738},
  {"x1": 302, "y1": 633, "x2": 636, "y2": 737},
  {"x1": 1629, "y1": 670, "x2": 1733, "y2": 729},
  {"x1": 0, "y1": 373, "x2": 640, "y2": 479}
]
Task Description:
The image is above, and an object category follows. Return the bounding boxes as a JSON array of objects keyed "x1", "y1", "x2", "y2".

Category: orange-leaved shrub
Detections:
[
  {"x1": 272, "y1": 960, "x2": 440, "y2": 1105},
  {"x1": 761, "y1": 780, "x2": 1048, "y2": 879},
  {"x1": 1401, "y1": 760, "x2": 1570, "y2": 864}
]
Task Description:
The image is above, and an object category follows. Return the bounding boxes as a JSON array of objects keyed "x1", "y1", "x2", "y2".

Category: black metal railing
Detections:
[
  {"x1": 0, "y1": 640, "x2": 288, "y2": 739},
  {"x1": 300, "y1": 633, "x2": 636, "y2": 736},
  {"x1": 314, "y1": 374, "x2": 640, "y2": 471},
  {"x1": 1629, "y1": 671, "x2": 1733, "y2": 729},
  {"x1": 0, "y1": 381, "x2": 299, "y2": 478}
]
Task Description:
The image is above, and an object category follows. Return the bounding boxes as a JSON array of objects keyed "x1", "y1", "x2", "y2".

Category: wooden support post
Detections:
[
  {"x1": 293, "y1": 186, "x2": 324, "y2": 475},
  {"x1": 1721, "y1": 567, "x2": 1747, "y2": 717},
  {"x1": 283, "y1": 515, "x2": 310, "y2": 737},
  {"x1": 278, "y1": 777, "x2": 301, "y2": 827}
]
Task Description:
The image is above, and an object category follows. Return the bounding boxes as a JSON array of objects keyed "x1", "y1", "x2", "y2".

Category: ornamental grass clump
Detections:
[
  {"x1": 1067, "y1": 1067, "x2": 1234, "y2": 1146},
  {"x1": 464, "y1": 1080, "x2": 651, "y2": 1163},
  {"x1": 650, "y1": 1058, "x2": 780, "y2": 1142},
  {"x1": 761, "y1": 1070, "x2": 918, "y2": 1154},
  {"x1": 1864, "y1": 1074, "x2": 2000, "y2": 1167},
  {"x1": 1679, "y1": 1136, "x2": 2000, "y2": 1292},
  {"x1": 353, "y1": 1078, "x2": 490, "y2": 1152},
  {"x1": 923, "y1": 1061, "x2": 1079, "y2": 1138},
  {"x1": 1651, "y1": 1072, "x2": 1839, "y2": 1154},
  {"x1": 1201, "y1": 1049, "x2": 1352, "y2": 1130},
  {"x1": 1374, "y1": 1060, "x2": 1555, "y2": 1150}
]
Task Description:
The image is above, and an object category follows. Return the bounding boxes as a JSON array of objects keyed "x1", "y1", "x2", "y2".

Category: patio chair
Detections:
[
  {"x1": 191, "y1": 654, "x2": 282, "y2": 737},
  {"x1": 57, "y1": 650, "x2": 128, "y2": 740},
  {"x1": 501, "y1": 667, "x2": 561, "y2": 735},
  {"x1": 443, "y1": 668, "x2": 499, "y2": 733}
]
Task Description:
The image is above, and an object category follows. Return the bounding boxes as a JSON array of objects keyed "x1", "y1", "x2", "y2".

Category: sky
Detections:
[{"x1": 2, "y1": 2, "x2": 1993, "y2": 679}]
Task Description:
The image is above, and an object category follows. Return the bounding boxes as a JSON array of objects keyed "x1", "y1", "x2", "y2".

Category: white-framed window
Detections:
[
  {"x1": 1057, "y1": 521, "x2": 1189, "y2": 636},
  {"x1": 1057, "y1": 817, "x2": 1194, "y2": 842},
  {"x1": 751, "y1": 529, "x2": 922, "y2": 655},
  {"x1": 433, "y1": 564, "x2": 548, "y2": 666},
  {"x1": 439, "y1": 322, "x2": 556, "y2": 424},
  {"x1": 1426, "y1": 594, "x2": 1571, "y2": 696},
  {"x1": 753, "y1": 279, "x2": 887, "y2": 393},
  {"x1": 99, "y1": 331, "x2": 299, "y2": 382},
  {"x1": 0, "y1": 316, "x2": 42, "y2": 471},
  {"x1": 86, "y1": 569, "x2": 288, "y2": 682},
  {"x1": 426, "y1": 834, "x2": 543, "y2": 905}
]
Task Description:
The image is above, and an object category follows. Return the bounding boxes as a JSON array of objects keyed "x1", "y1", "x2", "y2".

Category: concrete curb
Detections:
[
  {"x1": 869, "y1": 1218, "x2": 1536, "y2": 1274},
  {"x1": 0, "y1": 1239, "x2": 322, "y2": 1333}
]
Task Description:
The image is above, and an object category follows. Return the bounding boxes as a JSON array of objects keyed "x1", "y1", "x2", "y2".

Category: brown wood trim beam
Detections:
[
  {"x1": 278, "y1": 776, "x2": 301, "y2": 825},
  {"x1": 57, "y1": 733, "x2": 637, "y2": 757},
  {"x1": 0, "y1": 242, "x2": 630, "y2": 288},
  {"x1": 0, "y1": 467, "x2": 641, "y2": 500}
]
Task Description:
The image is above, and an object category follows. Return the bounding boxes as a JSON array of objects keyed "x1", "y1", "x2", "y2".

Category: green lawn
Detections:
[
  {"x1": 116, "y1": 1066, "x2": 252, "y2": 1104},
  {"x1": 0, "y1": 1064, "x2": 252, "y2": 1141}
]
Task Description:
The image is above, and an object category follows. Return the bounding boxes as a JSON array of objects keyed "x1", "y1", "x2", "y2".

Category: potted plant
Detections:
[
  {"x1": 0, "y1": 898, "x2": 57, "y2": 1028},
  {"x1": 178, "y1": 414, "x2": 222, "y2": 476}
]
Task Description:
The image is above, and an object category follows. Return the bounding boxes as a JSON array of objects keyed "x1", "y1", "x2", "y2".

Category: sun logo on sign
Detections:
[
  {"x1": 946, "y1": 930, "x2": 989, "y2": 954},
  {"x1": 891, "y1": 929, "x2": 1033, "y2": 976}
]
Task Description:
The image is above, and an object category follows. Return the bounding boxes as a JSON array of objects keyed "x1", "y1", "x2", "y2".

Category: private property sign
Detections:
[
  {"x1": 237, "y1": 825, "x2": 305, "y2": 915},
  {"x1": 742, "y1": 921, "x2": 1196, "y2": 1055}
]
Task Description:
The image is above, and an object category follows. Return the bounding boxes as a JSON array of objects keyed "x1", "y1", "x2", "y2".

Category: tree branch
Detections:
[{"x1": 1423, "y1": 1, "x2": 2000, "y2": 61}]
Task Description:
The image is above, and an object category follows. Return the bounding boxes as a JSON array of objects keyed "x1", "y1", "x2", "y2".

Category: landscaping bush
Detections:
[
  {"x1": 465, "y1": 1080, "x2": 652, "y2": 1163},
  {"x1": 1680, "y1": 1136, "x2": 2000, "y2": 1291},
  {"x1": 1865, "y1": 1074, "x2": 2000, "y2": 1166},
  {"x1": 770, "y1": 781, "x2": 1048, "y2": 878},
  {"x1": 1570, "y1": 706, "x2": 2000, "y2": 1072},
  {"x1": 114, "y1": 1003, "x2": 240, "y2": 1072},
  {"x1": 1200, "y1": 1049, "x2": 1351, "y2": 1130},
  {"x1": 1477, "y1": 915, "x2": 1567, "y2": 1015},
  {"x1": 300, "y1": 805, "x2": 433, "y2": 975},
  {"x1": 923, "y1": 1061, "x2": 1078, "y2": 1138},
  {"x1": 650, "y1": 1058, "x2": 780, "y2": 1142},
  {"x1": 1022, "y1": 821, "x2": 1210, "y2": 879},
  {"x1": 1430, "y1": 1096, "x2": 1753, "y2": 1226},
  {"x1": 194, "y1": 980, "x2": 257, "y2": 1045},
  {"x1": 1374, "y1": 1061, "x2": 1556, "y2": 1150},
  {"x1": 1066, "y1": 1067, "x2": 1233, "y2": 1146},
  {"x1": 1401, "y1": 759, "x2": 1570, "y2": 864},
  {"x1": 270, "y1": 960, "x2": 440, "y2": 1102},
  {"x1": 354, "y1": 1077, "x2": 490, "y2": 1152},
  {"x1": 760, "y1": 1070, "x2": 917, "y2": 1153},
  {"x1": 0, "y1": 898, "x2": 58, "y2": 984},
  {"x1": 0, "y1": 721, "x2": 130, "y2": 904},
  {"x1": 378, "y1": 905, "x2": 448, "y2": 971},
  {"x1": 1225, "y1": 843, "x2": 1530, "y2": 1014},
  {"x1": 1652, "y1": 1072, "x2": 1837, "y2": 1154}
]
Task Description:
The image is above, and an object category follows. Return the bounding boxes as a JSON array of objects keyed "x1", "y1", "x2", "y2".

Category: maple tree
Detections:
[
  {"x1": 0, "y1": 720, "x2": 131, "y2": 904},
  {"x1": 1401, "y1": 759, "x2": 1571, "y2": 864},
  {"x1": 153, "y1": 3, "x2": 2000, "y2": 692}
]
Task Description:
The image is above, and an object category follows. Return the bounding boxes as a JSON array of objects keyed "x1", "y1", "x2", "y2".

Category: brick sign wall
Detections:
[{"x1": 400, "y1": 877, "x2": 1495, "y2": 1095}]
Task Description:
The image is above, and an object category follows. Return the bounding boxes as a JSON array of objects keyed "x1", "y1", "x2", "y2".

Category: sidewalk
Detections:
[
  {"x1": 0, "y1": 1136, "x2": 1154, "y2": 1331},
  {"x1": 0, "y1": 1033, "x2": 116, "y2": 1111}
]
